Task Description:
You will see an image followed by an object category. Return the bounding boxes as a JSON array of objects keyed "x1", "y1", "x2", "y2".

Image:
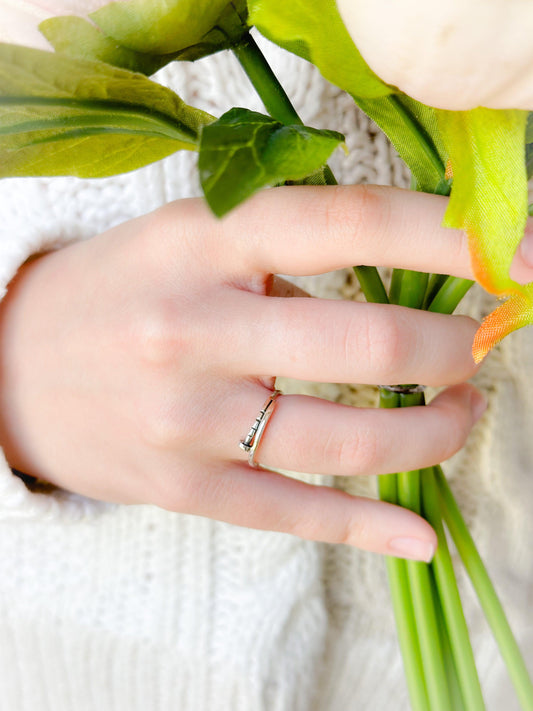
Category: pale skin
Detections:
[{"x1": 5, "y1": 183, "x2": 532, "y2": 562}]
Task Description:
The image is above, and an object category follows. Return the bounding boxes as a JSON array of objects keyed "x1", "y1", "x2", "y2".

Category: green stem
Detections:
[
  {"x1": 389, "y1": 268, "x2": 405, "y2": 305},
  {"x1": 352, "y1": 266, "x2": 389, "y2": 304},
  {"x1": 431, "y1": 578, "x2": 467, "y2": 711},
  {"x1": 423, "y1": 273, "x2": 449, "y2": 310},
  {"x1": 379, "y1": 390, "x2": 429, "y2": 711},
  {"x1": 233, "y1": 34, "x2": 302, "y2": 126},
  {"x1": 398, "y1": 270, "x2": 429, "y2": 310},
  {"x1": 397, "y1": 394, "x2": 452, "y2": 711},
  {"x1": 428, "y1": 276, "x2": 474, "y2": 315},
  {"x1": 234, "y1": 33, "x2": 388, "y2": 304},
  {"x1": 422, "y1": 468, "x2": 486, "y2": 710},
  {"x1": 435, "y1": 467, "x2": 533, "y2": 710}
]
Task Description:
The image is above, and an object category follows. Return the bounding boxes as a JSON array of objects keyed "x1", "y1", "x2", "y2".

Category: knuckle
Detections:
[
  {"x1": 338, "y1": 507, "x2": 371, "y2": 548},
  {"x1": 319, "y1": 184, "x2": 388, "y2": 250},
  {"x1": 132, "y1": 302, "x2": 192, "y2": 369},
  {"x1": 349, "y1": 184, "x2": 391, "y2": 245},
  {"x1": 140, "y1": 398, "x2": 200, "y2": 451},
  {"x1": 323, "y1": 425, "x2": 381, "y2": 475},
  {"x1": 358, "y1": 307, "x2": 407, "y2": 381}
]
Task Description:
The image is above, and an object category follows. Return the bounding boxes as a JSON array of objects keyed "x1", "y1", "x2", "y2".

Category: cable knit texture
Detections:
[{"x1": 0, "y1": 35, "x2": 531, "y2": 710}]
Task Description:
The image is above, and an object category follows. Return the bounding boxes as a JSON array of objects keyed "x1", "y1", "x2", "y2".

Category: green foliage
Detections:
[
  {"x1": 357, "y1": 94, "x2": 450, "y2": 194},
  {"x1": 41, "y1": 1, "x2": 249, "y2": 73},
  {"x1": 90, "y1": 0, "x2": 246, "y2": 55},
  {"x1": 248, "y1": 1, "x2": 449, "y2": 193},
  {"x1": 438, "y1": 108, "x2": 528, "y2": 294},
  {"x1": 199, "y1": 107, "x2": 344, "y2": 216},
  {"x1": 40, "y1": 16, "x2": 166, "y2": 75},
  {"x1": 248, "y1": 0, "x2": 392, "y2": 99},
  {"x1": 526, "y1": 112, "x2": 533, "y2": 178},
  {"x1": 0, "y1": 43, "x2": 213, "y2": 178}
]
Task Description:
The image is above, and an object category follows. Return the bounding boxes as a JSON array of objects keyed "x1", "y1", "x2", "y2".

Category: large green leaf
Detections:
[
  {"x1": 90, "y1": 0, "x2": 244, "y2": 55},
  {"x1": 41, "y1": 1, "x2": 249, "y2": 73},
  {"x1": 39, "y1": 17, "x2": 166, "y2": 76},
  {"x1": 0, "y1": 43, "x2": 213, "y2": 178},
  {"x1": 247, "y1": 1, "x2": 449, "y2": 193},
  {"x1": 247, "y1": 0, "x2": 392, "y2": 100},
  {"x1": 357, "y1": 94, "x2": 449, "y2": 194},
  {"x1": 437, "y1": 108, "x2": 531, "y2": 360},
  {"x1": 199, "y1": 107, "x2": 344, "y2": 216}
]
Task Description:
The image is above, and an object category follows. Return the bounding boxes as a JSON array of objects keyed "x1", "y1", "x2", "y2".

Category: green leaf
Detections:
[
  {"x1": 41, "y1": 1, "x2": 249, "y2": 72},
  {"x1": 39, "y1": 16, "x2": 166, "y2": 75},
  {"x1": 356, "y1": 94, "x2": 449, "y2": 194},
  {"x1": 169, "y1": 0, "x2": 250, "y2": 62},
  {"x1": 437, "y1": 108, "x2": 533, "y2": 360},
  {"x1": 90, "y1": 0, "x2": 243, "y2": 55},
  {"x1": 0, "y1": 43, "x2": 213, "y2": 178},
  {"x1": 526, "y1": 112, "x2": 533, "y2": 179},
  {"x1": 199, "y1": 107, "x2": 344, "y2": 216},
  {"x1": 247, "y1": 0, "x2": 392, "y2": 100},
  {"x1": 247, "y1": 0, "x2": 449, "y2": 194}
]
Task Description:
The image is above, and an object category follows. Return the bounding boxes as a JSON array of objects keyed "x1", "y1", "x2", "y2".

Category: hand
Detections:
[{"x1": 0, "y1": 185, "x2": 490, "y2": 559}]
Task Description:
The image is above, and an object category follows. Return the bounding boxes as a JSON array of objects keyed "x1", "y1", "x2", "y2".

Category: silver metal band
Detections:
[
  {"x1": 239, "y1": 390, "x2": 281, "y2": 468},
  {"x1": 379, "y1": 384, "x2": 427, "y2": 395}
]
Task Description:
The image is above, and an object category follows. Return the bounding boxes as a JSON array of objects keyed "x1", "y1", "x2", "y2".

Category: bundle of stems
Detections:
[
  {"x1": 373, "y1": 268, "x2": 533, "y2": 711},
  {"x1": 233, "y1": 32, "x2": 533, "y2": 710}
]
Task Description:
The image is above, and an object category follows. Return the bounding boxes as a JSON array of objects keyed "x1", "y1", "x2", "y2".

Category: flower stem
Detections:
[
  {"x1": 428, "y1": 276, "x2": 474, "y2": 315},
  {"x1": 397, "y1": 394, "x2": 453, "y2": 711},
  {"x1": 422, "y1": 468, "x2": 486, "y2": 710},
  {"x1": 398, "y1": 270, "x2": 429, "y2": 309},
  {"x1": 352, "y1": 265, "x2": 389, "y2": 304},
  {"x1": 379, "y1": 390, "x2": 430, "y2": 711},
  {"x1": 233, "y1": 33, "x2": 302, "y2": 126},
  {"x1": 233, "y1": 32, "x2": 388, "y2": 304},
  {"x1": 435, "y1": 467, "x2": 533, "y2": 710}
]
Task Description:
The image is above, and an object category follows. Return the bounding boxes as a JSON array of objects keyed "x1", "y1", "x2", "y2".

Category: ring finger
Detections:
[{"x1": 229, "y1": 383, "x2": 486, "y2": 477}]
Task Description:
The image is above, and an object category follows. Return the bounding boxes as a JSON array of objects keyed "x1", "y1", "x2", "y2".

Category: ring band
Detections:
[{"x1": 239, "y1": 390, "x2": 282, "y2": 468}]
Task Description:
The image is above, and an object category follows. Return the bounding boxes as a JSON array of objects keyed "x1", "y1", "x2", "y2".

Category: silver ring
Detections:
[
  {"x1": 239, "y1": 390, "x2": 282, "y2": 468},
  {"x1": 378, "y1": 384, "x2": 426, "y2": 394}
]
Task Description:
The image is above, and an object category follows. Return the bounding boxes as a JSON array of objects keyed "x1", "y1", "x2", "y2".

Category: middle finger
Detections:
[{"x1": 218, "y1": 291, "x2": 478, "y2": 386}]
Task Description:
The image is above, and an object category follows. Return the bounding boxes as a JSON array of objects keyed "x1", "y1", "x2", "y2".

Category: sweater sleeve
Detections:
[
  {"x1": 0, "y1": 176, "x2": 112, "y2": 520},
  {"x1": 0, "y1": 71, "x2": 206, "y2": 521}
]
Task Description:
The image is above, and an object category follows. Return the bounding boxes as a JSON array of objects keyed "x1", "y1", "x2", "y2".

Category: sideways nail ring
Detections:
[{"x1": 239, "y1": 390, "x2": 282, "y2": 468}]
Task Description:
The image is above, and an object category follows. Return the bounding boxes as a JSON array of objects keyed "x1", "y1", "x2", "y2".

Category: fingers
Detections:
[
  {"x1": 168, "y1": 462, "x2": 437, "y2": 561},
  {"x1": 214, "y1": 185, "x2": 475, "y2": 280},
  {"x1": 229, "y1": 383, "x2": 485, "y2": 477},
  {"x1": 510, "y1": 223, "x2": 533, "y2": 284},
  {"x1": 214, "y1": 291, "x2": 479, "y2": 386}
]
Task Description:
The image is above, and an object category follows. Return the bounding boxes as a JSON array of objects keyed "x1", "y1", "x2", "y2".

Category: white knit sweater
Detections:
[{"x1": 0, "y1": 38, "x2": 531, "y2": 711}]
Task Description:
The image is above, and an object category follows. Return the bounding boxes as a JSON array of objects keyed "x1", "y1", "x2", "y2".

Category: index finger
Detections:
[{"x1": 218, "y1": 185, "x2": 473, "y2": 279}]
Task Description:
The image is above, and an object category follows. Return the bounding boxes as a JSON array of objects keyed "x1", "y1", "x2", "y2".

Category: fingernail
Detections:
[
  {"x1": 510, "y1": 225, "x2": 533, "y2": 284},
  {"x1": 470, "y1": 389, "x2": 487, "y2": 424},
  {"x1": 388, "y1": 537, "x2": 436, "y2": 562}
]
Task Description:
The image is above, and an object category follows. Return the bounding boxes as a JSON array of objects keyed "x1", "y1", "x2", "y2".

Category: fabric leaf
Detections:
[
  {"x1": 248, "y1": 1, "x2": 449, "y2": 193},
  {"x1": 437, "y1": 108, "x2": 531, "y2": 361},
  {"x1": 247, "y1": 0, "x2": 392, "y2": 100},
  {"x1": 39, "y1": 16, "x2": 166, "y2": 75},
  {"x1": 199, "y1": 107, "x2": 344, "y2": 217},
  {"x1": 89, "y1": 0, "x2": 243, "y2": 55},
  {"x1": 0, "y1": 43, "x2": 213, "y2": 178},
  {"x1": 356, "y1": 94, "x2": 449, "y2": 194}
]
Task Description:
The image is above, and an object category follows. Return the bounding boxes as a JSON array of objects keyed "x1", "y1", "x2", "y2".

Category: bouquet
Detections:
[{"x1": 1, "y1": 1, "x2": 532, "y2": 708}]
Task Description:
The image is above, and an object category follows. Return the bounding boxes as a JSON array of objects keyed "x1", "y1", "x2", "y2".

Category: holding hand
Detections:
[{"x1": 0, "y1": 185, "x2": 493, "y2": 559}]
